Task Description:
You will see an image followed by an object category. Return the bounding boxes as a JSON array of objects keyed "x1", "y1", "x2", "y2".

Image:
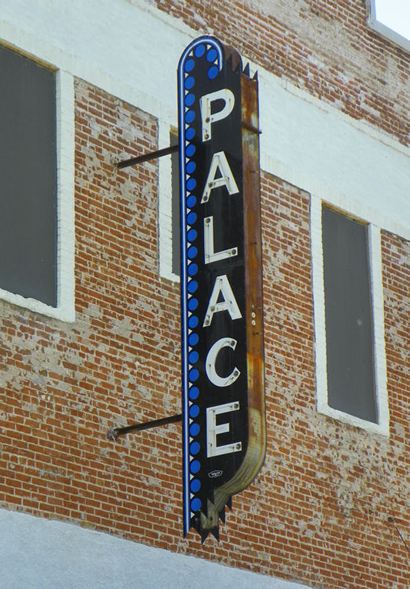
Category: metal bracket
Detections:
[
  {"x1": 116, "y1": 144, "x2": 179, "y2": 169},
  {"x1": 107, "y1": 413, "x2": 182, "y2": 441},
  {"x1": 242, "y1": 121, "x2": 262, "y2": 135},
  {"x1": 387, "y1": 516, "x2": 410, "y2": 555}
]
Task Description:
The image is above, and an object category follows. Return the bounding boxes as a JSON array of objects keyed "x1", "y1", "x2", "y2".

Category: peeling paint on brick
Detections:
[{"x1": 155, "y1": 0, "x2": 409, "y2": 146}]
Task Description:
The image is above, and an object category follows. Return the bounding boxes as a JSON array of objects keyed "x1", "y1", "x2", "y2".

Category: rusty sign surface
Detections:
[{"x1": 178, "y1": 36, "x2": 265, "y2": 540}]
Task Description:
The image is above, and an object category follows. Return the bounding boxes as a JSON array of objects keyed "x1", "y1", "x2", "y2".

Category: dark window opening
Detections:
[
  {"x1": 322, "y1": 205, "x2": 378, "y2": 423},
  {"x1": 0, "y1": 44, "x2": 57, "y2": 307}
]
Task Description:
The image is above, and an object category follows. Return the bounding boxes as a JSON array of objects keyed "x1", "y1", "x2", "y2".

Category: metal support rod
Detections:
[
  {"x1": 107, "y1": 413, "x2": 182, "y2": 441},
  {"x1": 242, "y1": 121, "x2": 262, "y2": 135},
  {"x1": 116, "y1": 144, "x2": 179, "y2": 169},
  {"x1": 388, "y1": 516, "x2": 410, "y2": 555}
]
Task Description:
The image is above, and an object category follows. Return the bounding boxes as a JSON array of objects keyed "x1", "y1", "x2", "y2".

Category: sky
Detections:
[{"x1": 375, "y1": 0, "x2": 410, "y2": 41}]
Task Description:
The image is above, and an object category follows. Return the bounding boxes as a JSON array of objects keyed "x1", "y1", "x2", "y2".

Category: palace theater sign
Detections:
[{"x1": 178, "y1": 36, "x2": 266, "y2": 540}]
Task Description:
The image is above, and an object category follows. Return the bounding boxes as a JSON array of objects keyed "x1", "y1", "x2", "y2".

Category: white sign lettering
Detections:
[
  {"x1": 200, "y1": 88, "x2": 235, "y2": 142},
  {"x1": 206, "y1": 402, "x2": 242, "y2": 457},
  {"x1": 205, "y1": 337, "x2": 241, "y2": 387},
  {"x1": 204, "y1": 216, "x2": 238, "y2": 265},
  {"x1": 203, "y1": 274, "x2": 242, "y2": 327},
  {"x1": 201, "y1": 151, "x2": 239, "y2": 204}
]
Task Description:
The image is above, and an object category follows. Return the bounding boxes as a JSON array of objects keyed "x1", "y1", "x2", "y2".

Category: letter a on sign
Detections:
[{"x1": 178, "y1": 36, "x2": 266, "y2": 541}]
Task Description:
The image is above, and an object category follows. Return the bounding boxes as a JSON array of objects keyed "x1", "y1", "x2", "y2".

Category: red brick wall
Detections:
[
  {"x1": 0, "y1": 76, "x2": 408, "y2": 588},
  {"x1": 257, "y1": 176, "x2": 409, "y2": 588},
  {"x1": 0, "y1": 80, "x2": 183, "y2": 538},
  {"x1": 155, "y1": 0, "x2": 410, "y2": 146}
]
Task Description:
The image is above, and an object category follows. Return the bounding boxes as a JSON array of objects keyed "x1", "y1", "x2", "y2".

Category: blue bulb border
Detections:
[{"x1": 178, "y1": 35, "x2": 224, "y2": 536}]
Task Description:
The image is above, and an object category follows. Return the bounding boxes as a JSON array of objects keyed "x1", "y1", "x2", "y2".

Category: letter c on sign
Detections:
[{"x1": 205, "y1": 337, "x2": 241, "y2": 388}]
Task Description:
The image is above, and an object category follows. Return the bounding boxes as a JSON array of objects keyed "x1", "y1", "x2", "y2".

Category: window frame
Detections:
[
  {"x1": 311, "y1": 196, "x2": 389, "y2": 435},
  {"x1": 158, "y1": 120, "x2": 180, "y2": 283},
  {"x1": 368, "y1": 0, "x2": 410, "y2": 53},
  {"x1": 0, "y1": 45, "x2": 75, "y2": 322}
]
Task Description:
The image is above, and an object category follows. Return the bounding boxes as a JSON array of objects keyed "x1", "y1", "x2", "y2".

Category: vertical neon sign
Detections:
[{"x1": 178, "y1": 36, "x2": 265, "y2": 541}]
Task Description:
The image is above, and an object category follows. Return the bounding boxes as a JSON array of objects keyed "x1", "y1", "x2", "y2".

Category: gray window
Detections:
[
  {"x1": 322, "y1": 205, "x2": 378, "y2": 423},
  {"x1": 0, "y1": 44, "x2": 57, "y2": 307}
]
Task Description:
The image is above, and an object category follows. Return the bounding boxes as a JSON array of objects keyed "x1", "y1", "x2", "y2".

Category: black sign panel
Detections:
[{"x1": 178, "y1": 36, "x2": 265, "y2": 540}]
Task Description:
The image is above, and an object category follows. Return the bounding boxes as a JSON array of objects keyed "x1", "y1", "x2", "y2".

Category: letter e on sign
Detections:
[{"x1": 207, "y1": 402, "x2": 242, "y2": 457}]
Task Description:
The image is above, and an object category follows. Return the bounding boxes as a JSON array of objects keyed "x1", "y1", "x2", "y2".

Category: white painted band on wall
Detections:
[{"x1": 0, "y1": 508, "x2": 311, "y2": 589}]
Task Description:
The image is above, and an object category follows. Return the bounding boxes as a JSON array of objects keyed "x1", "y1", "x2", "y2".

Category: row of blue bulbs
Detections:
[{"x1": 183, "y1": 43, "x2": 220, "y2": 515}]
